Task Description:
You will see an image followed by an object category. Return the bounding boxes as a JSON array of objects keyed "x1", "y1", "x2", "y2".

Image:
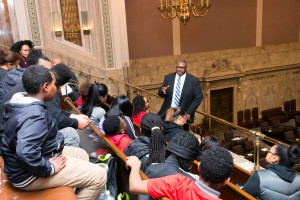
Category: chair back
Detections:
[
  {"x1": 243, "y1": 140, "x2": 254, "y2": 152},
  {"x1": 291, "y1": 99, "x2": 296, "y2": 111},
  {"x1": 231, "y1": 145, "x2": 245, "y2": 155},
  {"x1": 224, "y1": 130, "x2": 234, "y2": 140},
  {"x1": 260, "y1": 122, "x2": 269, "y2": 130},
  {"x1": 237, "y1": 110, "x2": 244, "y2": 122},
  {"x1": 285, "y1": 131, "x2": 295, "y2": 140},
  {"x1": 272, "y1": 119, "x2": 281, "y2": 128},
  {"x1": 252, "y1": 107, "x2": 259, "y2": 120},
  {"x1": 284, "y1": 101, "x2": 291, "y2": 113},
  {"x1": 244, "y1": 109, "x2": 251, "y2": 121}
]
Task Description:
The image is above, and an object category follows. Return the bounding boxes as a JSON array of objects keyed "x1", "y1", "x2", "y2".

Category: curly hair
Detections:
[
  {"x1": 200, "y1": 147, "x2": 233, "y2": 184},
  {"x1": 132, "y1": 95, "x2": 146, "y2": 117},
  {"x1": 140, "y1": 113, "x2": 166, "y2": 166},
  {"x1": 10, "y1": 40, "x2": 34, "y2": 53},
  {"x1": 82, "y1": 82, "x2": 108, "y2": 117},
  {"x1": 103, "y1": 115, "x2": 121, "y2": 136}
]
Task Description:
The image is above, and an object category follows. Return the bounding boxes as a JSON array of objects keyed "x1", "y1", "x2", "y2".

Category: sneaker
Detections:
[{"x1": 90, "y1": 148, "x2": 109, "y2": 158}]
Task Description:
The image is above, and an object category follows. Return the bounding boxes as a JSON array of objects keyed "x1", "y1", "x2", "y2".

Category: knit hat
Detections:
[
  {"x1": 103, "y1": 115, "x2": 121, "y2": 135},
  {"x1": 166, "y1": 131, "x2": 199, "y2": 160}
]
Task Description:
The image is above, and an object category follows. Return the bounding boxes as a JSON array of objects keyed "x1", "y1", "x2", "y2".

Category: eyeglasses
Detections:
[
  {"x1": 268, "y1": 150, "x2": 277, "y2": 155},
  {"x1": 176, "y1": 66, "x2": 187, "y2": 69}
]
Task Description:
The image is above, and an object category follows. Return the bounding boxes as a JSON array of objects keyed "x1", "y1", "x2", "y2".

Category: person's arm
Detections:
[
  {"x1": 185, "y1": 77, "x2": 203, "y2": 116},
  {"x1": 16, "y1": 115, "x2": 62, "y2": 177},
  {"x1": 45, "y1": 94, "x2": 78, "y2": 129},
  {"x1": 242, "y1": 172, "x2": 260, "y2": 198},
  {"x1": 126, "y1": 156, "x2": 149, "y2": 194}
]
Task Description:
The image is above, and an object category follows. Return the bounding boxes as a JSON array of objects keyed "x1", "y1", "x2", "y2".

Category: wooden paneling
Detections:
[
  {"x1": 0, "y1": 0, "x2": 14, "y2": 51},
  {"x1": 262, "y1": 0, "x2": 300, "y2": 45},
  {"x1": 125, "y1": 0, "x2": 173, "y2": 59}
]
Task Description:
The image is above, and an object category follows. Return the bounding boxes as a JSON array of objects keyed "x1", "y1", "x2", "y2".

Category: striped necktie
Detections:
[{"x1": 174, "y1": 76, "x2": 181, "y2": 106}]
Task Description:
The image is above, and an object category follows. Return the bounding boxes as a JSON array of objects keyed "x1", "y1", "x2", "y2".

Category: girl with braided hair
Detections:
[{"x1": 124, "y1": 113, "x2": 166, "y2": 172}]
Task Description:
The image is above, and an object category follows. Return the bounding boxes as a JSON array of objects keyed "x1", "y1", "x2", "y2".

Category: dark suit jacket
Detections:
[{"x1": 157, "y1": 72, "x2": 203, "y2": 123}]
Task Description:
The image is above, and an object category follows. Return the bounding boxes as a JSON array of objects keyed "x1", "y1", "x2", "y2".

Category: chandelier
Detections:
[{"x1": 158, "y1": 0, "x2": 211, "y2": 24}]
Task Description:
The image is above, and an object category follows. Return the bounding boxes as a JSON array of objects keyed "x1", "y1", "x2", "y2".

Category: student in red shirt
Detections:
[
  {"x1": 103, "y1": 115, "x2": 132, "y2": 151},
  {"x1": 131, "y1": 95, "x2": 149, "y2": 125},
  {"x1": 126, "y1": 147, "x2": 233, "y2": 200}
]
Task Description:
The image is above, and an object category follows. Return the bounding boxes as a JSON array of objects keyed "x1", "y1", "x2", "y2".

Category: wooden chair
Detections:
[
  {"x1": 237, "y1": 110, "x2": 247, "y2": 128},
  {"x1": 243, "y1": 140, "x2": 254, "y2": 152},
  {"x1": 252, "y1": 107, "x2": 262, "y2": 126},
  {"x1": 295, "y1": 115, "x2": 300, "y2": 127},
  {"x1": 224, "y1": 130, "x2": 234, "y2": 140},
  {"x1": 272, "y1": 119, "x2": 281, "y2": 128},
  {"x1": 244, "y1": 109, "x2": 256, "y2": 128},
  {"x1": 231, "y1": 145, "x2": 245, "y2": 155},
  {"x1": 260, "y1": 121, "x2": 271, "y2": 134},
  {"x1": 290, "y1": 99, "x2": 300, "y2": 117}
]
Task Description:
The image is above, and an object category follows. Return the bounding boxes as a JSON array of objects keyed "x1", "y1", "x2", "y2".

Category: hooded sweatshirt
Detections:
[{"x1": 1, "y1": 93, "x2": 64, "y2": 188}]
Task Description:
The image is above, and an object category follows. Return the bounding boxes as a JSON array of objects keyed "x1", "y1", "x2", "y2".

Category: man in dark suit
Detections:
[{"x1": 157, "y1": 60, "x2": 203, "y2": 129}]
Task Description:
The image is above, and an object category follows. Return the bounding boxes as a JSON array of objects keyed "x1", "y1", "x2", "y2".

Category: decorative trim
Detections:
[
  {"x1": 27, "y1": 0, "x2": 41, "y2": 46},
  {"x1": 101, "y1": 0, "x2": 114, "y2": 68},
  {"x1": 204, "y1": 59, "x2": 242, "y2": 77}
]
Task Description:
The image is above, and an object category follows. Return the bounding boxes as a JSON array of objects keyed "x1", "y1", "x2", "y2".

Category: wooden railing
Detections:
[{"x1": 64, "y1": 97, "x2": 170, "y2": 200}]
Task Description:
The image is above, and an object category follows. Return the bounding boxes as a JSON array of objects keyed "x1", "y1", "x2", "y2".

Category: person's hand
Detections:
[
  {"x1": 49, "y1": 156, "x2": 66, "y2": 174},
  {"x1": 70, "y1": 114, "x2": 90, "y2": 129},
  {"x1": 126, "y1": 156, "x2": 141, "y2": 169},
  {"x1": 162, "y1": 85, "x2": 169, "y2": 94},
  {"x1": 186, "y1": 114, "x2": 191, "y2": 121}
]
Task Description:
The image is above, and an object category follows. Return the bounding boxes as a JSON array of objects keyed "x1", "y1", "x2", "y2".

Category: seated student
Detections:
[
  {"x1": 0, "y1": 49, "x2": 54, "y2": 150},
  {"x1": 103, "y1": 115, "x2": 132, "y2": 152},
  {"x1": 81, "y1": 82, "x2": 108, "y2": 127},
  {"x1": 45, "y1": 63, "x2": 90, "y2": 147},
  {"x1": 10, "y1": 40, "x2": 34, "y2": 68},
  {"x1": 125, "y1": 113, "x2": 166, "y2": 172},
  {"x1": 163, "y1": 107, "x2": 187, "y2": 142},
  {"x1": 98, "y1": 95, "x2": 136, "y2": 140},
  {"x1": 126, "y1": 147, "x2": 234, "y2": 200},
  {"x1": 1, "y1": 65, "x2": 106, "y2": 200},
  {"x1": 76, "y1": 82, "x2": 91, "y2": 107},
  {"x1": 131, "y1": 95, "x2": 149, "y2": 125},
  {"x1": 198, "y1": 135, "x2": 220, "y2": 162},
  {"x1": 0, "y1": 50, "x2": 19, "y2": 81},
  {"x1": 52, "y1": 57, "x2": 80, "y2": 102},
  {"x1": 243, "y1": 143, "x2": 300, "y2": 200},
  {"x1": 145, "y1": 130, "x2": 199, "y2": 178}
]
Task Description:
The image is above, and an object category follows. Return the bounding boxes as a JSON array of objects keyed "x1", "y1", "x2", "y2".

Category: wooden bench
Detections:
[{"x1": 0, "y1": 155, "x2": 76, "y2": 200}]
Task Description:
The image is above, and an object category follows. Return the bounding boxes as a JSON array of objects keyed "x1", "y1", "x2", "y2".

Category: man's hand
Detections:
[
  {"x1": 126, "y1": 156, "x2": 141, "y2": 169},
  {"x1": 49, "y1": 156, "x2": 66, "y2": 174},
  {"x1": 70, "y1": 114, "x2": 90, "y2": 129},
  {"x1": 161, "y1": 85, "x2": 169, "y2": 94}
]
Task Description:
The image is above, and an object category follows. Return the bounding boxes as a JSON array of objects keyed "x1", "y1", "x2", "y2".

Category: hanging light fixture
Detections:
[{"x1": 158, "y1": 0, "x2": 211, "y2": 24}]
